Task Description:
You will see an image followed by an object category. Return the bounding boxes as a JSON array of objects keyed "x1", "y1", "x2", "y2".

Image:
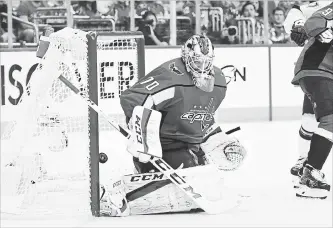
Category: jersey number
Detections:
[
  {"x1": 322, "y1": 8, "x2": 332, "y2": 17},
  {"x1": 140, "y1": 77, "x2": 159, "y2": 91}
]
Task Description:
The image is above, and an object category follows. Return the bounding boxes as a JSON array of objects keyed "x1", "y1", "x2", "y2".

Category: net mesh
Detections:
[{"x1": 1, "y1": 27, "x2": 140, "y2": 218}]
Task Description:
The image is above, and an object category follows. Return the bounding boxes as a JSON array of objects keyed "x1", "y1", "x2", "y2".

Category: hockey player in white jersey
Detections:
[{"x1": 283, "y1": 1, "x2": 332, "y2": 189}]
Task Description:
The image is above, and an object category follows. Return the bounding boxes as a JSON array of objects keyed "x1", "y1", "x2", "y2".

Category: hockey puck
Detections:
[{"x1": 99, "y1": 152, "x2": 108, "y2": 164}]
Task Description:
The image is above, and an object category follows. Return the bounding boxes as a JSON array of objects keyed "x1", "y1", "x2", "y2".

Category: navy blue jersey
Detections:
[
  {"x1": 292, "y1": 2, "x2": 333, "y2": 85},
  {"x1": 120, "y1": 58, "x2": 227, "y2": 146}
]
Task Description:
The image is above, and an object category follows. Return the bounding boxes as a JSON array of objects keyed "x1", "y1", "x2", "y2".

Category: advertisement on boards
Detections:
[
  {"x1": 1, "y1": 47, "x2": 270, "y2": 122},
  {"x1": 146, "y1": 47, "x2": 270, "y2": 109},
  {"x1": 1, "y1": 52, "x2": 39, "y2": 107}
]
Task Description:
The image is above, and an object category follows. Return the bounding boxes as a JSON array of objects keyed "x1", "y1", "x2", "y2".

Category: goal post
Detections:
[
  {"x1": 87, "y1": 32, "x2": 99, "y2": 217},
  {"x1": 1, "y1": 28, "x2": 145, "y2": 218}
]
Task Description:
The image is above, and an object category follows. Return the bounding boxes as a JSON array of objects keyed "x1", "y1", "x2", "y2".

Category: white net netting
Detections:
[{"x1": 1, "y1": 27, "x2": 141, "y2": 218}]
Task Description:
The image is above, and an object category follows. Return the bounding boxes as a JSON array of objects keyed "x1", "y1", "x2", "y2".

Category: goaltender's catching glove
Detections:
[{"x1": 291, "y1": 20, "x2": 308, "y2": 46}]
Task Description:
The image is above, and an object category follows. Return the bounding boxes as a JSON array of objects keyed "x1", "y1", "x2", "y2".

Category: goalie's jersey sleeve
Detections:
[
  {"x1": 292, "y1": 2, "x2": 333, "y2": 85},
  {"x1": 120, "y1": 57, "x2": 227, "y2": 145}
]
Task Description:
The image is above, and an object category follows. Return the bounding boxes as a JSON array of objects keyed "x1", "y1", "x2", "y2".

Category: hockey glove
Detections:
[
  {"x1": 127, "y1": 106, "x2": 162, "y2": 163},
  {"x1": 201, "y1": 131, "x2": 247, "y2": 171},
  {"x1": 291, "y1": 20, "x2": 308, "y2": 46}
]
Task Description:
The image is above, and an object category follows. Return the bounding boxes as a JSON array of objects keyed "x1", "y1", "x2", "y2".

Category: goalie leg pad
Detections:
[
  {"x1": 201, "y1": 131, "x2": 247, "y2": 171},
  {"x1": 123, "y1": 165, "x2": 225, "y2": 215}
]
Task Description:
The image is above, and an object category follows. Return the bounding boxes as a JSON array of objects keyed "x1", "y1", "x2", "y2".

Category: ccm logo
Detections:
[
  {"x1": 134, "y1": 115, "x2": 143, "y2": 144},
  {"x1": 130, "y1": 173, "x2": 164, "y2": 182}
]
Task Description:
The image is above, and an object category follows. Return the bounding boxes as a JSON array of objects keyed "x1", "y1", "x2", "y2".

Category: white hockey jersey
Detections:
[{"x1": 284, "y1": 1, "x2": 332, "y2": 34}]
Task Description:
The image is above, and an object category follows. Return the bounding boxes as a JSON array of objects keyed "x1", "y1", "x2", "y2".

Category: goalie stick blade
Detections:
[{"x1": 150, "y1": 157, "x2": 240, "y2": 214}]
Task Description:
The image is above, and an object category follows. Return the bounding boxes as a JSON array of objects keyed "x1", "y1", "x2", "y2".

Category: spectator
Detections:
[
  {"x1": 114, "y1": 2, "x2": 130, "y2": 21},
  {"x1": 268, "y1": 0, "x2": 294, "y2": 23},
  {"x1": 242, "y1": 1, "x2": 257, "y2": 18},
  {"x1": 240, "y1": 1, "x2": 264, "y2": 44},
  {"x1": 136, "y1": 1, "x2": 165, "y2": 18},
  {"x1": 276, "y1": 0, "x2": 294, "y2": 14},
  {"x1": 44, "y1": 0, "x2": 64, "y2": 7},
  {"x1": 182, "y1": 2, "x2": 195, "y2": 28},
  {"x1": 0, "y1": 1, "x2": 13, "y2": 42},
  {"x1": 182, "y1": 2, "x2": 195, "y2": 17},
  {"x1": 73, "y1": 1, "x2": 99, "y2": 17},
  {"x1": 176, "y1": 1, "x2": 185, "y2": 16},
  {"x1": 96, "y1": 1, "x2": 114, "y2": 16},
  {"x1": 269, "y1": 7, "x2": 290, "y2": 44},
  {"x1": 217, "y1": 1, "x2": 240, "y2": 27},
  {"x1": 15, "y1": 0, "x2": 42, "y2": 43},
  {"x1": 138, "y1": 10, "x2": 168, "y2": 46},
  {"x1": 210, "y1": 0, "x2": 240, "y2": 35},
  {"x1": 147, "y1": 1, "x2": 165, "y2": 18},
  {"x1": 112, "y1": 1, "x2": 130, "y2": 31},
  {"x1": 250, "y1": 0, "x2": 263, "y2": 17}
]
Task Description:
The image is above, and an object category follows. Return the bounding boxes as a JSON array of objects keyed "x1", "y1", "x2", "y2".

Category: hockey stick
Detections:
[
  {"x1": 59, "y1": 75, "x2": 239, "y2": 214},
  {"x1": 225, "y1": 126, "x2": 241, "y2": 135}
]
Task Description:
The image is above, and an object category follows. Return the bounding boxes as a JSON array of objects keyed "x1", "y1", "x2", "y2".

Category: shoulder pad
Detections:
[
  {"x1": 129, "y1": 58, "x2": 193, "y2": 95},
  {"x1": 213, "y1": 66, "x2": 227, "y2": 87},
  {"x1": 308, "y1": 1, "x2": 319, "y2": 8}
]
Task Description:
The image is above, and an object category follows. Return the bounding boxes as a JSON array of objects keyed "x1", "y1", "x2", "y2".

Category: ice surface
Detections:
[{"x1": 1, "y1": 120, "x2": 332, "y2": 227}]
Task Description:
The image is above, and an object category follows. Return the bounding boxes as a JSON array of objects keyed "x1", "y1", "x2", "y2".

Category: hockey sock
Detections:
[
  {"x1": 298, "y1": 125, "x2": 313, "y2": 158},
  {"x1": 307, "y1": 134, "x2": 333, "y2": 170},
  {"x1": 298, "y1": 114, "x2": 318, "y2": 158}
]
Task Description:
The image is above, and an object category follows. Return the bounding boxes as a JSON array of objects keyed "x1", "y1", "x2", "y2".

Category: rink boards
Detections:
[{"x1": 1, "y1": 46, "x2": 305, "y2": 125}]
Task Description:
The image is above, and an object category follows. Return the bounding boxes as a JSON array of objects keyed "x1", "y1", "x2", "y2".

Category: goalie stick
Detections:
[{"x1": 58, "y1": 75, "x2": 240, "y2": 215}]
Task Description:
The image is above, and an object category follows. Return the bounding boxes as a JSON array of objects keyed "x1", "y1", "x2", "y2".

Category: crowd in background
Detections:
[{"x1": 0, "y1": 0, "x2": 321, "y2": 47}]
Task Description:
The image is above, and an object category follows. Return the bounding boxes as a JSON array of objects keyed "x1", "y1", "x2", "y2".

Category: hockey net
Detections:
[{"x1": 0, "y1": 27, "x2": 145, "y2": 218}]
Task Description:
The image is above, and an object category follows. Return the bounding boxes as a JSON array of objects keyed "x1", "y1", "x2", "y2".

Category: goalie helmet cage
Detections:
[{"x1": 0, "y1": 28, "x2": 145, "y2": 218}]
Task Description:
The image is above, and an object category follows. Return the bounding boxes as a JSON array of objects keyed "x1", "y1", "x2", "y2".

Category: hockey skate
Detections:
[
  {"x1": 290, "y1": 156, "x2": 307, "y2": 188},
  {"x1": 296, "y1": 164, "x2": 331, "y2": 199}
]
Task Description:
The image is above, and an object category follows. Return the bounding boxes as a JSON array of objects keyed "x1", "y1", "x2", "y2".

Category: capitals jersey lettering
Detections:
[
  {"x1": 292, "y1": 2, "x2": 333, "y2": 85},
  {"x1": 120, "y1": 58, "x2": 227, "y2": 147}
]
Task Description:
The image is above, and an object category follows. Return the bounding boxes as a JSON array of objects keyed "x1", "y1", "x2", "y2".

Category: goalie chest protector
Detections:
[{"x1": 120, "y1": 58, "x2": 227, "y2": 145}]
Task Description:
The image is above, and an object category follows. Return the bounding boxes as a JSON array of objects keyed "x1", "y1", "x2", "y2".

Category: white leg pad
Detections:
[{"x1": 122, "y1": 165, "x2": 227, "y2": 215}]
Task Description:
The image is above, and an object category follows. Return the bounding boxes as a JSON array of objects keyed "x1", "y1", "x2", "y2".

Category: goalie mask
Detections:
[{"x1": 181, "y1": 35, "x2": 215, "y2": 92}]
